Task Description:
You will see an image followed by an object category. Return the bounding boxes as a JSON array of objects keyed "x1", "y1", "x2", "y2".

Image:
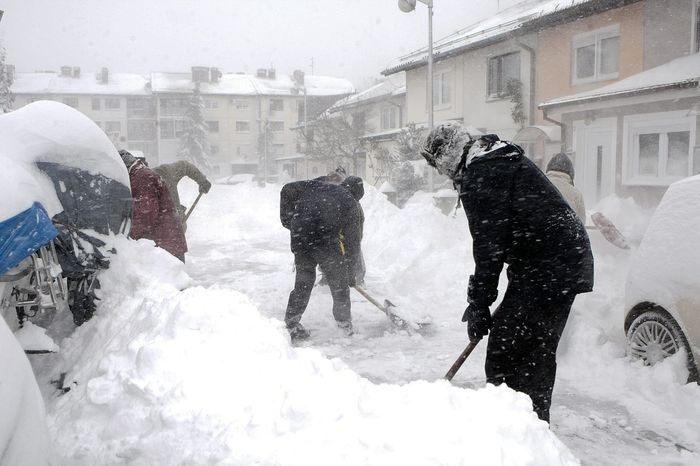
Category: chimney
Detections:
[
  {"x1": 72, "y1": 66, "x2": 80, "y2": 78},
  {"x1": 293, "y1": 69, "x2": 305, "y2": 86},
  {"x1": 256, "y1": 68, "x2": 267, "y2": 79},
  {"x1": 192, "y1": 66, "x2": 210, "y2": 83},
  {"x1": 100, "y1": 67, "x2": 109, "y2": 84},
  {"x1": 210, "y1": 67, "x2": 221, "y2": 83},
  {"x1": 267, "y1": 68, "x2": 276, "y2": 80},
  {"x1": 60, "y1": 66, "x2": 72, "y2": 77}
]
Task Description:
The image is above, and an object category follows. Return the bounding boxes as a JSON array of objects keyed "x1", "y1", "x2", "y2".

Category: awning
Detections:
[{"x1": 512, "y1": 125, "x2": 561, "y2": 143}]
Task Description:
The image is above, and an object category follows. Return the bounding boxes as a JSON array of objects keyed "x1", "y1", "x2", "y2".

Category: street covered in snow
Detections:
[{"x1": 20, "y1": 180, "x2": 697, "y2": 465}]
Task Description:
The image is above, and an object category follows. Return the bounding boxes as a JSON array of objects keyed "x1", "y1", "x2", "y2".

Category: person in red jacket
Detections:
[{"x1": 119, "y1": 150, "x2": 188, "y2": 262}]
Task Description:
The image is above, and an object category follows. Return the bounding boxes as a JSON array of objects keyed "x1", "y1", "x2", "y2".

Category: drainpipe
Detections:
[
  {"x1": 516, "y1": 39, "x2": 536, "y2": 127},
  {"x1": 542, "y1": 107, "x2": 566, "y2": 151}
]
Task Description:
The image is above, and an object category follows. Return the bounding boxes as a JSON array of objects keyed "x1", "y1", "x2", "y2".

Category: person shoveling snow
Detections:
[{"x1": 421, "y1": 123, "x2": 594, "y2": 423}]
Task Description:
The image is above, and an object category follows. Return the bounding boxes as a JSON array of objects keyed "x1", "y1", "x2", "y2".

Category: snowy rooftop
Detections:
[
  {"x1": 539, "y1": 52, "x2": 700, "y2": 109},
  {"x1": 329, "y1": 74, "x2": 406, "y2": 111},
  {"x1": 151, "y1": 72, "x2": 355, "y2": 97},
  {"x1": 11, "y1": 72, "x2": 150, "y2": 95},
  {"x1": 382, "y1": 0, "x2": 594, "y2": 75}
]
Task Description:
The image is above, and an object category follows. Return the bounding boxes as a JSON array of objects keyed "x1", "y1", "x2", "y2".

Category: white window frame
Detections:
[
  {"x1": 381, "y1": 106, "x2": 398, "y2": 130},
  {"x1": 269, "y1": 120, "x2": 285, "y2": 132},
  {"x1": 234, "y1": 99, "x2": 250, "y2": 110},
  {"x1": 105, "y1": 97, "x2": 121, "y2": 110},
  {"x1": 431, "y1": 69, "x2": 453, "y2": 109},
  {"x1": 487, "y1": 51, "x2": 521, "y2": 98},
  {"x1": 622, "y1": 110, "x2": 697, "y2": 186},
  {"x1": 572, "y1": 24, "x2": 620, "y2": 85}
]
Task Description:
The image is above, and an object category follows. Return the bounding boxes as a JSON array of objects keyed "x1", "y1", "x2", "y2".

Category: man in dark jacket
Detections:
[
  {"x1": 280, "y1": 176, "x2": 364, "y2": 340},
  {"x1": 119, "y1": 150, "x2": 188, "y2": 261},
  {"x1": 153, "y1": 160, "x2": 211, "y2": 230},
  {"x1": 421, "y1": 122, "x2": 593, "y2": 423}
]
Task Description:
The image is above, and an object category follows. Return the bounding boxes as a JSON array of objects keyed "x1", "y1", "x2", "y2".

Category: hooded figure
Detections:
[
  {"x1": 545, "y1": 153, "x2": 586, "y2": 221},
  {"x1": 421, "y1": 123, "x2": 593, "y2": 423},
  {"x1": 280, "y1": 176, "x2": 364, "y2": 340},
  {"x1": 119, "y1": 150, "x2": 188, "y2": 261}
]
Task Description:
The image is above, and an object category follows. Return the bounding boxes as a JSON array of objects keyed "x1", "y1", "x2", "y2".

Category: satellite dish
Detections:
[{"x1": 398, "y1": 0, "x2": 416, "y2": 13}]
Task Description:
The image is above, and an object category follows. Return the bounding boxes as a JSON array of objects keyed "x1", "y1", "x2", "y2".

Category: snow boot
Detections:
[
  {"x1": 337, "y1": 320, "x2": 354, "y2": 337},
  {"x1": 288, "y1": 323, "x2": 311, "y2": 341}
]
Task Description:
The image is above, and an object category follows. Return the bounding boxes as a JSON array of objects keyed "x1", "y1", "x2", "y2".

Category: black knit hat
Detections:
[
  {"x1": 341, "y1": 176, "x2": 364, "y2": 201},
  {"x1": 118, "y1": 149, "x2": 138, "y2": 168},
  {"x1": 546, "y1": 152, "x2": 575, "y2": 179}
]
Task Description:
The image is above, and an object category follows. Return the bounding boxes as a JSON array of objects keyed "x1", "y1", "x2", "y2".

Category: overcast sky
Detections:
[{"x1": 0, "y1": 0, "x2": 519, "y2": 87}]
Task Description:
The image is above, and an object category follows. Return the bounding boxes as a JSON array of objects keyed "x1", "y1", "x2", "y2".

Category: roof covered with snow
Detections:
[
  {"x1": 329, "y1": 74, "x2": 406, "y2": 111},
  {"x1": 383, "y1": 0, "x2": 611, "y2": 75},
  {"x1": 151, "y1": 72, "x2": 355, "y2": 97},
  {"x1": 12, "y1": 72, "x2": 150, "y2": 95},
  {"x1": 539, "y1": 52, "x2": 700, "y2": 109}
]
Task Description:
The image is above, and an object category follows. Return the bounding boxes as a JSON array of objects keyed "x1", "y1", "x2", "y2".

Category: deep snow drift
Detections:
[
  {"x1": 40, "y1": 223, "x2": 574, "y2": 463},
  {"x1": 21, "y1": 179, "x2": 700, "y2": 465}
]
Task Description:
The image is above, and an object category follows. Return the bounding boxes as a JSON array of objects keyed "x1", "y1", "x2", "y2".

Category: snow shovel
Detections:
[
  {"x1": 590, "y1": 212, "x2": 630, "y2": 249},
  {"x1": 444, "y1": 340, "x2": 480, "y2": 381},
  {"x1": 353, "y1": 285, "x2": 409, "y2": 329},
  {"x1": 184, "y1": 192, "x2": 204, "y2": 223}
]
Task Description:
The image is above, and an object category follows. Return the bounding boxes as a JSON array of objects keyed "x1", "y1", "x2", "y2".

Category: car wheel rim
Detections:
[{"x1": 629, "y1": 321, "x2": 680, "y2": 365}]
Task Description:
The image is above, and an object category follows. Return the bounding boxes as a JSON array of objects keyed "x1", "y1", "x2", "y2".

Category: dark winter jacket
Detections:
[
  {"x1": 280, "y1": 179, "x2": 363, "y2": 271},
  {"x1": 154, "y1": 161, "x2": 210, "y2": 218},
  {"x1": 459, "y1": 143, "x2": 593, "y2": 307},
  {"x1": 127, "y1": 162, "x2": 188, "y2": 258}
]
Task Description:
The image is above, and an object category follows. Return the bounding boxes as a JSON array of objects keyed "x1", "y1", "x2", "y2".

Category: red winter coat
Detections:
[{"x1": 127, "y1": 162, "x2": 188, "y2": 258}]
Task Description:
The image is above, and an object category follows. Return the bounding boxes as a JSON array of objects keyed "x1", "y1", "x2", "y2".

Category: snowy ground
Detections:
[{"x1": 24, "y1": 180, "x2": 700, "y2": 465}]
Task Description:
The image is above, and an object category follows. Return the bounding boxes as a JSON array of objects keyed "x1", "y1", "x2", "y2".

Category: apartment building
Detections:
[{"x1": 10, "y1": 66, "x2": 354, "y2": 178}]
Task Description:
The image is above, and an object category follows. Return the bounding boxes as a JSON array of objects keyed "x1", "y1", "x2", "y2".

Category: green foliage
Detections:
[{"x1": 503, "y1": 78, "x2": 526, "y2": 129}]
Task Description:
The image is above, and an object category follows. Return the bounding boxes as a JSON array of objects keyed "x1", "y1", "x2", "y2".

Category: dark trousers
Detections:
[
  {"x1": 485, "y1": 285, "x2": 575, "y2": 423},
  {"x1": 285, "y1": 249, "x2": 351, "y2": 328}
]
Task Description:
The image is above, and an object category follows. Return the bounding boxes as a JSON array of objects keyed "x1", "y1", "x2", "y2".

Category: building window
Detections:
[
  {"x1": 206, "y1": 121, "x2": 220, "y2": 133},
  {"x1": 433, "y1": 70, "x2": 453, "y2": 106},
  {"x1": 624, "y1": 111, "x2": 697, "y2": 185},
  {"x1": 105, "y1": 98, "x2": 121, "y2": 110},
  {"x1": 572, "y1": 25, "x2": 619, "y2": 84},
  {"x1": 91, "y1": 98, "x2": 100, "y2": 111},
  {"x1": 488, "y1": 52, "x2": 520, "y2": 98},
  {"x1": 270, "y1": 98, "x2": 284, "y2": 111},
  {"x1": 381, "y1": 106, "x2": 398, "y2": 130},
  {"x1": 159, "y1": 119, "x2": 186, "y2": 139},
  {"x1": 105, "y1": 121, "x2": 121, "y2": 137},
  {"x1": 234, "y1": 99, "x2": 249, "y2": 110},
  {"x1": 236, "y1": 121, "x2": 251, "y2": 132},
  {"x1": 269, "y1": 121, "x2": 284, "y2": 132},
  {"x1": 128, "y1": 121, "x2": 156, "y2": 140},
  {"x1": 204, "y1": 99, "x2": 219, "y2": 109},
  {"x1": 63, "y1": 97, "x2": 79, "y2": 108}
]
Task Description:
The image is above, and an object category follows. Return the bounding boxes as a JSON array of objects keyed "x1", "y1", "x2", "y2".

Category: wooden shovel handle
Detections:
[{"x1": 444, "y1": 340, "x2": 479, "y2": 381}]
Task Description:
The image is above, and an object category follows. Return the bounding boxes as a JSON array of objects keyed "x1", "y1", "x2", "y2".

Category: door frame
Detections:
[{"x1": 572, "y1": 117, "x2": 617, "y2": 204}]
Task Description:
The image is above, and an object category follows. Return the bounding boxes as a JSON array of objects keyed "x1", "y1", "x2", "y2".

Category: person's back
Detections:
[
  {"x1": 462, "y1": 146, "x2": 592, "y2": 297},
  {"x1": 153, "y1": 160, "x2": 211, "y2": 218},
  {"x1": 545, "y1": 153, "x2": 586, "y2": 221}
]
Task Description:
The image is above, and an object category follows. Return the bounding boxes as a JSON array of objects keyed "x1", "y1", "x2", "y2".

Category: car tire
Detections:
[{"x1": 627, "y1": 310, "x2": 698, "y2": 382}]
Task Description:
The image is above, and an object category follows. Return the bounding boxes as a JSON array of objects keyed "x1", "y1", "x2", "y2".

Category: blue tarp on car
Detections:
[{"x1": 0, "y1": 202, "x2": 58, "y2": 276}]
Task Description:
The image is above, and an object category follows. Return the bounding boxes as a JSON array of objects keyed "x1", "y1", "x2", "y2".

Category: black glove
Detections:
[
  {"x1": 199, "y1": 179, "x2": 212, "y2": 194},
  {"x1": 462, "y1": 304, "x2": 492, "y2": 342}
]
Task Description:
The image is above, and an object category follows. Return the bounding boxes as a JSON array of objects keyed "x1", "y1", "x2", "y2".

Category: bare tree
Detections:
[
  {"x1": 0, "y1": 46, "x2": 14, "y2": 113},
  {"x1": 302, "y1": 111, "x2": 371, "y2": 174}
]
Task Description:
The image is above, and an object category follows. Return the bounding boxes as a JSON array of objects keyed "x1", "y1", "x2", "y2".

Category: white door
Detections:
[{"x1": 573, "y1": 118, "x2": 617, "y2": 206}]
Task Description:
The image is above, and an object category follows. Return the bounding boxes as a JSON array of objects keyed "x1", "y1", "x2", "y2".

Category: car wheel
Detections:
[{"x1": 627, "y1": 310, "x2": 698, "y2": 381}]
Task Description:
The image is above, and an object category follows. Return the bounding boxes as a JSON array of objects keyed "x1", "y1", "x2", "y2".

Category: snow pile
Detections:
[
  {"x1": 0, "y1": 100, "x2": 128, "y2": 221},
  {"x1": 0, "y1": 315, "x2": 51, "y2": 464},
  {"x1": 46, "y1": 235, "x2": 576, "y2": 465}
]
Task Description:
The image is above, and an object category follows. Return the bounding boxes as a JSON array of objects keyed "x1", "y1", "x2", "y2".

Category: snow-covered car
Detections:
[
  {"x1": 624, "y1": 175, "x2": 700, "y2": 380},
  {"x1": 215, "y1": 173, "x2": 256, "y2": 185},
  {"x1": 0, "y1": 101, "x2": 132, "y2": 346}
]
